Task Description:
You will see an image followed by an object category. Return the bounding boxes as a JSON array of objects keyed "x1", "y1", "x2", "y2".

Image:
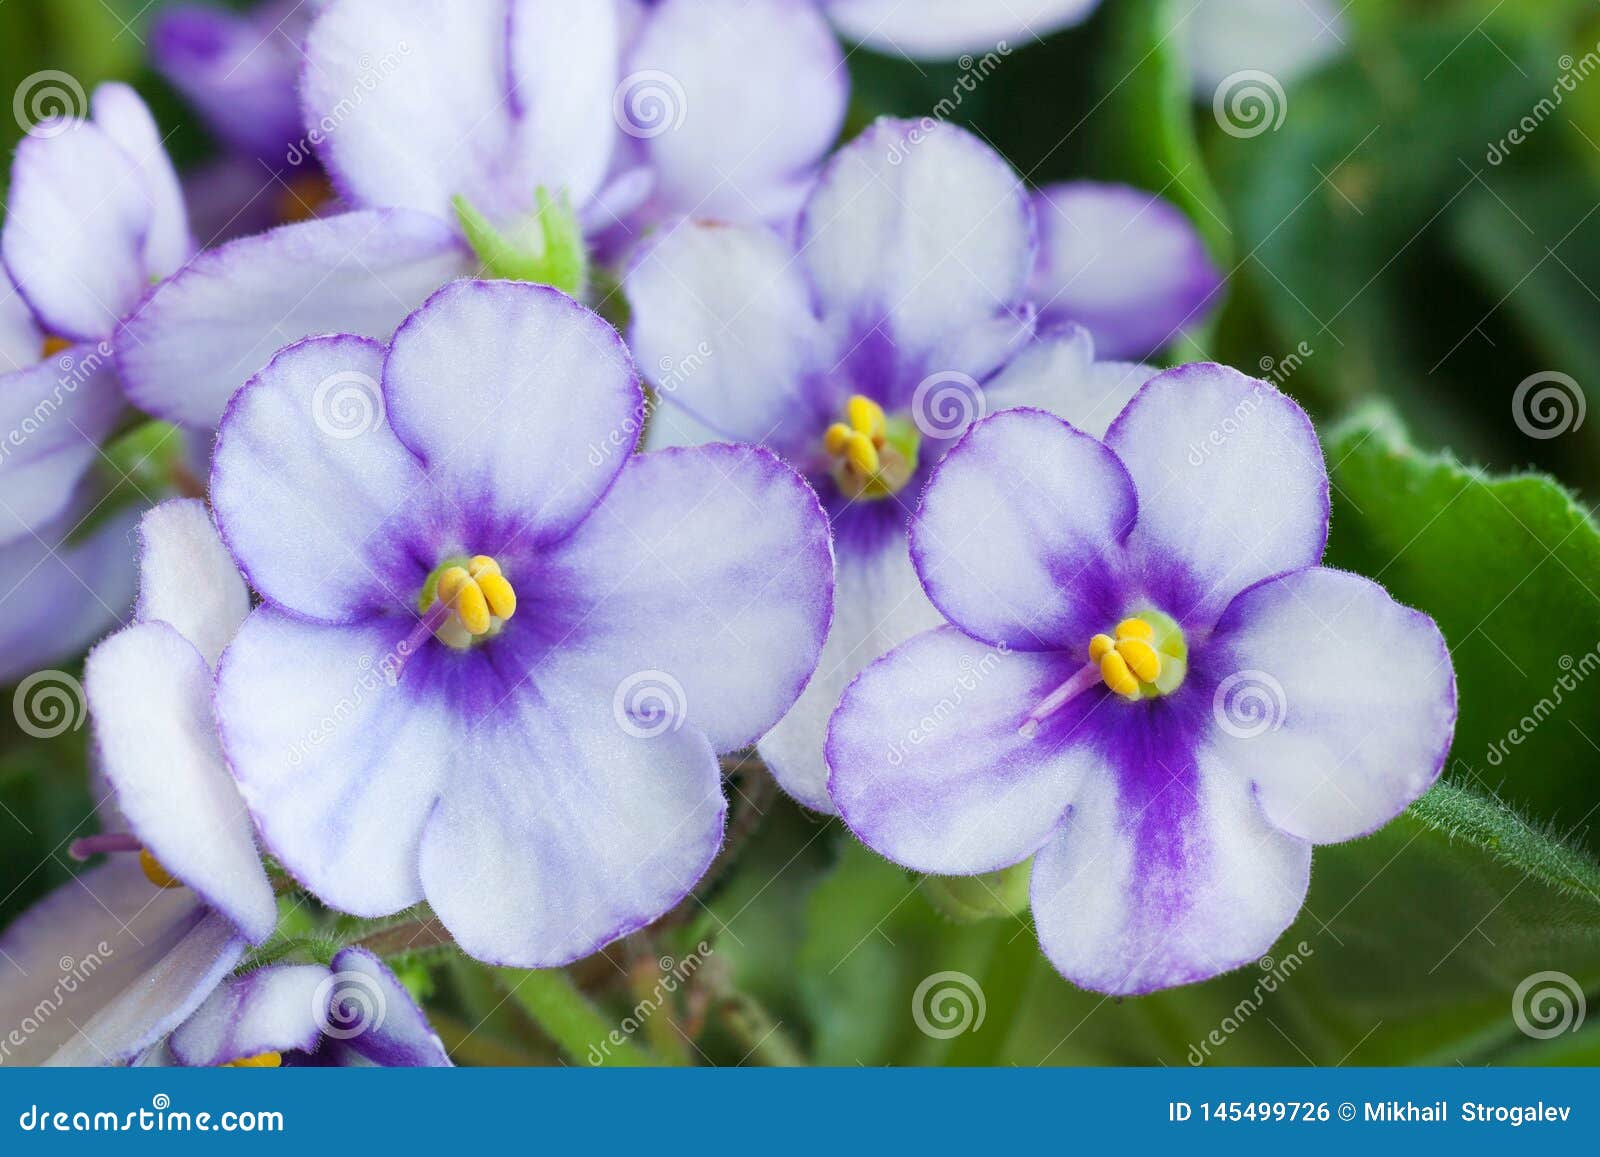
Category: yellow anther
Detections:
[
  {"x1": 139, "y1": 849, "x2": 181, "y2": 890},
  {"x1": 824, "y1": 423, "x2": 855, "y2": 458},
  {"x1": 1115, "y1": 637, "x2": 1162, "y2": 684},
  {"x1": 431, "y1": 556, "x2": 516, "y2": 640},
  {"x1": 1088, "y1": 633, "x2": 1116, "y2": 663},
  {"x1": 1115, "y1": 617, "x2": 1154, "y2": 641},
  {"x1": 41, "y1": 335, "x2": 72, "y2": 359},
  {"x1": 1099, "y1": 651, "x2": 1141, "y2": 699},
  {"x1": 226, "y1": 1052, "x2": 283, "y2": 1068},
  {"x1": 843, "y1": 430, "x2": 881, "y2": 477},
  {"x1": 847, "y1": 394, "x2": 886, "y2": 439}
]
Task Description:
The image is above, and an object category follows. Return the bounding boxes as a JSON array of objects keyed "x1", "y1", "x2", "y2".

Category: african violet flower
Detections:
[
  {"x1": 209, "y1": 281, "x2": 833, "y2": 966},
  {"x1": 123, "y1": 0, "x2": 847, "y2": 431},
  {"x1": 626, "y1": 117, "x2": 1199, "y2": 810},
  {"x1": 823, "y1": 0, "x2": 1102, "y2": 59},
  {"x1": 826, "y1": 366, "x2": 1457, "y2": 995},
  {"x1": 155, "y1": 948, "x2": 449, "y2": 1068},
  {"x1": 0, "y1": 500, "x2": 275, "y2": 1064}
]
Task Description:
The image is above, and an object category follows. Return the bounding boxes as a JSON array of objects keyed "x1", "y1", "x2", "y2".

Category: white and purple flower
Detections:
[
  {"x1": 208, "y1": 280, "x2": 834, "y2": 967},
  {"x1": 625, "y1": 118, "x2": 1216, "y2": 810},
  {"x1": 0, "y1": 500, "x2": 275, "y2": 1065},
  {"x1": 826, "y1": 366, "x2": 1458, "y2": 995},
  {"x1": 156, "y1": 948, "x2": 449, "y2": 1068}
]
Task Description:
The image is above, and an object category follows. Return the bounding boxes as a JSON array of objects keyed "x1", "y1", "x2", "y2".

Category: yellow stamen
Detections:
[
  {"x1": 226, "y1": 1052, "x2": 283, "y2": 1068},
  {"x1": 41, "y1": 335, "x2": 72, "y2": 359},
  {"x1": 139, "y1": 849, "x2": 181, "y2": 890},
  {"x1": 1115, "y1": 617, "x2": 1154, "y2": 641},
  {"x1": 1116, "y1": 637, "x2": 1162, "y2": 684},
  {"x1": 843, "y1": 430, "x2": 880, "y2": 476},
  {"x1": 1088, "y1": 633, "x2": 1116, "y2": 663},
  {"x1": 432, "y1": 556, "x2": 517, "y2": 640},
  {"x1": 823, "y1": 423, "x2": 854, "y2": 458},
  {"x1": 1099, "y1": 651, "x2": 1141, "y2": 699},
  {"x1": 847, "y1": 395, "x2": 886, "y2": 439}
]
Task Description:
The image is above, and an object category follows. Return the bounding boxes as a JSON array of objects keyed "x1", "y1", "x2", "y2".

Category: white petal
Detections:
[
  {"x1": 825, "y1": 0, "x2": 1099, "y2": 58},
  {"x1": 91, "y1": 83, "x2": 194, "y2": 280},
  {"x1": 135, "y1": 499, "x2": 249, "y2": 667}
]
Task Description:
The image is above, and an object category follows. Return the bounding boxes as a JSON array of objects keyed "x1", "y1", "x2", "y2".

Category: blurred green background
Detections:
[{"x1": 5, "y1": 0, "x2": 1600, "y2": 1066}]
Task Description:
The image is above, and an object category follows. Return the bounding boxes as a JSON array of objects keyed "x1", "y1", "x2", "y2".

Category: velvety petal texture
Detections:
[
  {"x1": 625, "y1": 0, "x2": 846, "y2": 223},
  {"x1": 824, "y1": 0, "x2": 1100, "y2": 58},
  {"x1": 0, "y1": 861, "x2": 245, "y2": 1065},
  {"x1": 117, "y1": 210, "x2": 472, "y2": 429},
  {"x1": 169, "y1": 964, "x2": 329, "y2": 1066},
  {"x1": 321, "y1": 947, "x2": 451, "y2": 1066},
  {"x1": 1030, "y1": 183, "x2": 1223, "y2": 360},
  {"x1": 1, "y1": 276, "x2": 41, "y2": 372},
  {"x1": 135, "y1": 499, "x2": 251, "y2": 668}
]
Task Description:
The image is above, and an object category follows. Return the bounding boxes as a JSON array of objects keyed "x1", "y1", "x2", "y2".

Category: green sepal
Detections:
[
  {"x1": 452, "y1": 187, "x2": 589, "y2": 298},
  {"x1": 921, "y1": 861, "x2": 1032, "y2": 924}
]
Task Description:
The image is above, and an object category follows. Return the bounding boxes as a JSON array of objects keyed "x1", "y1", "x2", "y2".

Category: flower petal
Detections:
[
  {"x1": 758, "y1": 517, "x2": 945, "y2": 811},
  {"x1": 1030, "y1": 183, "x2": 1223, "y2": 360},
  {"x1": 824, "y1": 0, "x2": 1100, "y2": 58},
  {"x1": 151, "y1": 2, "x2": 308, "y2": 161},
  {"x1": 217, "y1": 611, "x2": 451, "y2": 916},
  {"x1": 0, "y1": 347, "x2": 125, "y2": 547},
  {"x1": 135, "y1": 499, "x2": 250, "y2": 667},
  {"x1": 1106, "y1": 364, "x2": 1329, "y2": 627},
  {"x1": 828, "y1": 626, "x2": 1092, "y2": 873},
  {"x1": 382, "y1": 281, "x2": 641, "y2": 540},
  {"x1": 86, "y1": 620, "x2": 277, "y2": 944},
  {"x1": 798, "y1": 120, "x2": 1033, "y2": 377},
  {"x1": 981, "y1": 325, "x2": 1157, "y2": 439},
  {"x1": 0, "y1": 860, "x2": 245, "y2": 1065},
  {"x1": 117, "y1": 209, "x2": 471, "y2": 429},
  {"x1": 169, "y1": 964, "x2": 329, "y2": 1066},
  {"x1": 304, "y1": 0, "x2": 522, "y2": 220},
  {"x1": 210, "y1": 335, "x2": 443, "y2": 623},
  {"x1": 1186, "y1": 0, "x2": 1348, "y2": 92},
  {"x1": 418, "y1": 671, "x2": 724, "y2": 967},
  {"x1": 1030, "y1": 732, "x2": 1310, "y2": 995},
  {"x1": 324, "y1": 947, "x2": 451, "y2": 1067},
  {"x1": 626, "y1": 0, "x2": 846, "y2": 223},
  {"x1": 1, "y1": 275, "x2": 42, "y2": 372},
  {"x1": 625, "y1": 220, "x2": 829, "y2": 456},
  {"x1": 90, "y1": 83, "x2": 194, "y2": 281},
  {"x1": 507, "y1": 0, "x2": 620, "y2": 211},
  {"x1": 910, "y1": 408, "x2": 1136, "y2": 651},
  {"x1": 1204, "y1": 567, "x2": 1456, "y2": 843},
  {"x1": 0, "y1": 505, "x2": 139, "y2": 685},
  {"x1": 537, "y1": 444, "x2": 834, "y2": 753},
  {"x1": 1, "y1": 118, "x2": 150, "y2": 340}
]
